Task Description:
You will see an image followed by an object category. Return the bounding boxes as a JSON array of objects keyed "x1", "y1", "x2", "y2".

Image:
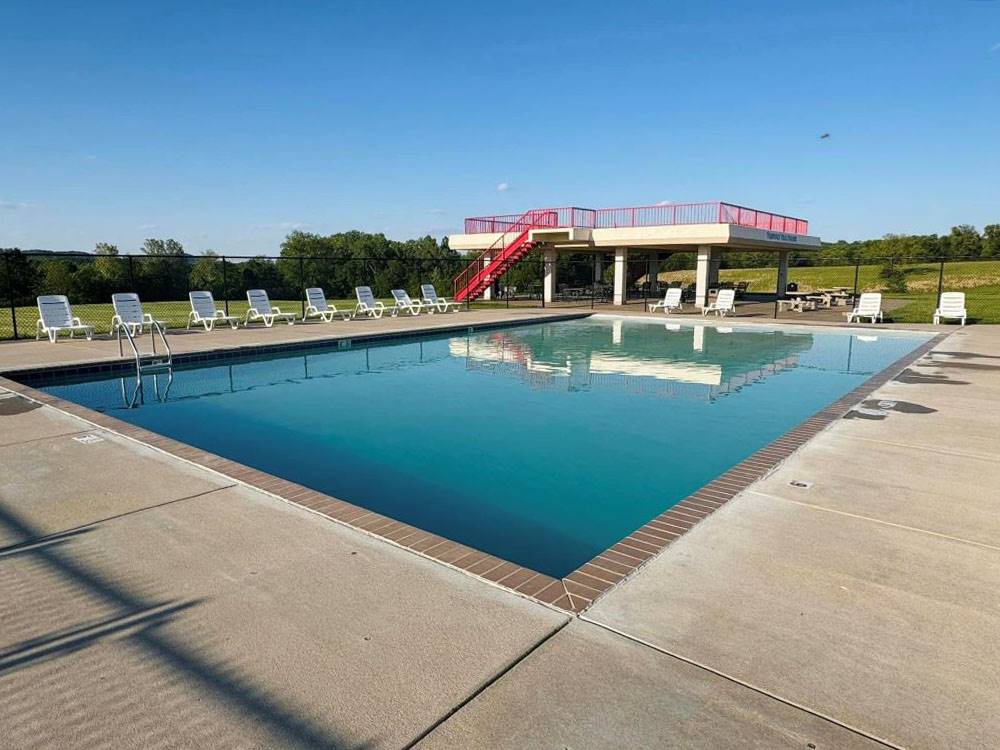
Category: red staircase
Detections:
[{"x1": 452, "y1": 209, "x2": 558, "y2": 302}]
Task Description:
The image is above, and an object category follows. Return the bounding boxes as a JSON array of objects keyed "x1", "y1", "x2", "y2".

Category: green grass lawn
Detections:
[
  {"x1": 0, "y1": 299, "x2": 351, "y2": 339},
  {"x1": 657, "y1": 260, "x2": 999, "y2": 324}
]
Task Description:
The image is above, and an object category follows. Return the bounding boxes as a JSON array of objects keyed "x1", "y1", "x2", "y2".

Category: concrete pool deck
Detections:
[{"x1": 1, "y1": 312, "x2": 997, "y2": 748}]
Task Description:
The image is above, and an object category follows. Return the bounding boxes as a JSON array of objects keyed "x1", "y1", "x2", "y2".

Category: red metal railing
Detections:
[
  {"x1": 464, "y1": 201, "x2": 808, "y2": 235},
  {"x1": 453, "y1": 208, "x2": 559, "y2": 301}
]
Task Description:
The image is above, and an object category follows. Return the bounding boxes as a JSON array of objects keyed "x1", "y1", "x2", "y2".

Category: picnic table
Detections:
[
  {"x1": 813, "y1": 288, "x2": 853, "y2": 307},
  {"x1": 778, "y1": 291, "x2": 818, "y2": 313}
]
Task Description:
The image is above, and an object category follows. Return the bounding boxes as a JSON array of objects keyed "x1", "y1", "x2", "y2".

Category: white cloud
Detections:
[
  {"x1": 992, "y1": 42, "x2": 1000, "y2": 52},
  {"x1": 139, "y1": 223, "x2": 159, "y2": 230},
  {"x1": 429, "y1": 208, "x2": 446, "y2": 215},
  {"x1": 496, "y1": 181, "x2": 510, "y2": 192},
  {"x1": 655, "y1": 200, "x2": 673, "y2": 206},
  {"x1": 0, "y1": 200, "x2": 33, "y2": 211}
]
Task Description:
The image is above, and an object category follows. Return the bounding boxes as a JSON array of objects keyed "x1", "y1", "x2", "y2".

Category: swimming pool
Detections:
[{"x1": 31, "y1": 317, "x2": 931, "y2": 578}]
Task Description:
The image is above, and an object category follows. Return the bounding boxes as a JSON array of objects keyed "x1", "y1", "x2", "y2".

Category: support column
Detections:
[
  {"x1": 594, "y1": 254, "x2": 604, "y2": 283},
  {"x1": 543, "y1": 248, "x2": 557, "y2": 304},
  {"x1": 695, "y1": 245, "x2": 714, "y2": 308},
  {"x1": 708, "y1": 253, "x2": 721, "y2": 289},
  {"x1": 776, "y1": 251, "x2": 789, "y2": 296},
  {"x1": 481, "y1": 254, "x2": 492, "y2": 301},
  {"x1": 613, "y1": 247, "x2": 628, "y2": 305},
  {"x1": 648, "y1": 256, "x2": 661, "y2": 295}
]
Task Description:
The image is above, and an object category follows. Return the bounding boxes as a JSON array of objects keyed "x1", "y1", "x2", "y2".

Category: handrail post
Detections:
[{"x1": 936, "y1": 259, "x2": 945, "y2": 303}]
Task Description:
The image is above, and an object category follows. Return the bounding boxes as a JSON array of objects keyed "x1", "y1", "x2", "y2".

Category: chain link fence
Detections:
[
  {"x1": 0, "y1": 252, "x2": 482, "y2": 339},
  {"x1": 637, "y1": 255, "x2": 999, "y2": 323}
]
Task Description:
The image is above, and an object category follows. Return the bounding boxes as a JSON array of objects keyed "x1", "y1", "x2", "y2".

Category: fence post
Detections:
[
  {"x1": 4, "y1": 253, "x2": 17, "y2": 340},
  {"x1": 222, "y1": 256, "x2": 230, "y2": 315},
  {"x1": 298, "y1": 256, "x2": 306, "y2": 318},
  {"x1": 936, "y1": 260, "x2": 945, "y2": 303},
  {"x1": 591, "y1": 256, "x2": 597, "y2": 309},
  {"x1": 773, "y1": 258, "x2": 779, "y2": 319},
  {"x1": 127, "y1": 255, "x2": 135, "y2": 290},
  {"x1": 644, "y1": 258, "x2": 650, "y2": 312},
  {"x1": 852, "y1": 261, "x2": 860, "y2": 300}
]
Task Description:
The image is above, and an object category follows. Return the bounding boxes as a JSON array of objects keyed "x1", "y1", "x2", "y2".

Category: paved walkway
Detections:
[{"x1": 1, "y1": 312, "x2": 996, "y2": 748}]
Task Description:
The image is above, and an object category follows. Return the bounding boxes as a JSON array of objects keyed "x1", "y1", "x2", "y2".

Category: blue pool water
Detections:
[{"x1": 34, "y1": 318, "x2": 930, "y2": 577}]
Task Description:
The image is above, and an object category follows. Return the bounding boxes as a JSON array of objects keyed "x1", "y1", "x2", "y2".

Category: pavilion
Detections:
[{"x1": 447, "y1": 202, "x2": 820, "y2": 306}]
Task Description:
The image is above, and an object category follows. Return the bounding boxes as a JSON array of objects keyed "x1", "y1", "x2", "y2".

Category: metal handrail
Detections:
[
  {"x1": 116, "y1": 320, "x2": 172, "y2": 380},
  {"x1": 463, "y1": 202, "x2": 809, "y2": 235},
  {"x1": 452, "y1": 209, "x2": 558, "y2": 301}
]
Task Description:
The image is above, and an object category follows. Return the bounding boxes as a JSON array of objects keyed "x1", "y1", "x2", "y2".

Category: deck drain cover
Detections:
[
  {"x1": 789, "y1": 480, "x2": 813, "y2": 489},
  {"x1": 73, "y1": 434, "x2": 105, "y2": 445}
]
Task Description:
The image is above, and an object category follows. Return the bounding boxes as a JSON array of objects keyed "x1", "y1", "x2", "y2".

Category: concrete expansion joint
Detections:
[
  {"x1": 578, "y1": 617, "x2": 905, "y2": 750},
  {"x1": 401, "y1": 618, "x2": 572, "y2": 750},
  {"x1": 745, "y1": 489, "x2": 1000, "y2": 553}
]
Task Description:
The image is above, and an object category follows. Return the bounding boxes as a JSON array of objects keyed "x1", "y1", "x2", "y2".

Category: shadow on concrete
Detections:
[
  {"x1": 893, "y1": 368, "x2": 970, "y2": 386},
  {"x1": 934, "y1": 351, "x2": 1000, "y2": 360},
  {"x1": 0, "y1": 502, "x2": 371, "y2": 749}
]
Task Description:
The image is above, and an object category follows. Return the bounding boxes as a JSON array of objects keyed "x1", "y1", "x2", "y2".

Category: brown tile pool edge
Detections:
[{"x1": 0, "y1": 327, "x2": 952, "y2": 616}]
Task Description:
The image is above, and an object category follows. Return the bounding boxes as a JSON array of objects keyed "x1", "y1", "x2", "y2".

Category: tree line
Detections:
[{"x1": 1, "y1": 233, "x2": 460, "y2": 306}]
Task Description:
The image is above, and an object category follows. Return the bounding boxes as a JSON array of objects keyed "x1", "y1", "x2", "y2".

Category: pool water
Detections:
[{"x1": 36, "y1": 317, "x2": 930, "y2": 577}]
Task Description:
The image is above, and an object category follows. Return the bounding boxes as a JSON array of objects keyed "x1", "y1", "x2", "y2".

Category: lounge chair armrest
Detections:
[
  {"x1": 143, "y1": 313, "x2": 155, "y2": 323},
  {"x1": 72, "y1": 316, "x2": 83, "y2": 326}
]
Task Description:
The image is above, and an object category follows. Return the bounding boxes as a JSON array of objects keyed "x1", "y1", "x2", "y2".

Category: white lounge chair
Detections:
[
  {"x1": 187, "y1": 291, "x2": 241, "y2": 331},
  {"x1": 847, "y1": 292, "x2": 883, "y2": 324},
  {"x1": 933, "y1": 292, "x2": 966, "y2": 326},
  {"x1": 244, "y1": 289, "x2": 296, "y2": 327},
  {"x1": 111, "y1": 293, "x2": 166, "y2": 337},
  {"x1": 35, "y1": 295, "x2": 95, "y2": 343},
  {"x1": 649, "y1": 287, "x2": 683, "y2": 314},
  {"x1": 354, "y1": 287, "x2": 386, "y2": 318},
  {"x1": 702, "y1": 288, "x2": 735, "y2": 317},
  {"x1": 390, "y1": 289, "x2": 425, "y2": 316},
  {"x1": 420, "y1": 284, "x2": 462, "y2": 313},
  {"x1": 303, "y1": 287, "x2": 352, "y2": 322}
]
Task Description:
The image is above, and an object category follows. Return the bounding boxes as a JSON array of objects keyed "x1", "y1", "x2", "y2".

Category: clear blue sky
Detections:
[{"x1": 2, "y1": 0, "x2": 998, "y2": 253}]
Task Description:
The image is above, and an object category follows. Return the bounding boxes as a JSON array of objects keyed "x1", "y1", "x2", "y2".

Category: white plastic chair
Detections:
[
  {"x1": 35, "y1": 296, "x2": 94, "y2": 343},
  {"x1": 303, "y1": 287, "x2": 352, "y2": 322},
  {"x1": 847, "y1": 292, "x2": 883, "y2": 324},
  {"x1": 702, "y1": 288, "x2": 735, "y2": 317},
  {"x1": 111, "y1": 293, "x2": 166, "y2": 336},
  {"x1": 354, "y1": 287, "x2": 385, "y2": 318},
  {"x1": 933, "y1": 292, "x2": 966, "y2": 326},
  {"x1": 420, "y1": 284, "x2": 461, "y2": 313},
  {"x1": 188, "y1": 291, "x2": 241, "y2": 331},
  {"x1": 649, "y1": 287, "x2": 683, "y2": 314},
  {"x1": 244, "y1": 289, "x2": 296, "y2": 327},
  {"x1": 390, "y1": 289, "x2": 425, "y2": 316}
]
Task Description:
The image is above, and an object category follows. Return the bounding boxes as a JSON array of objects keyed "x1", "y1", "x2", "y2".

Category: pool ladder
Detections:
[{"x1": 117, "y1": 321, "x2": 173, "y2": 379}]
